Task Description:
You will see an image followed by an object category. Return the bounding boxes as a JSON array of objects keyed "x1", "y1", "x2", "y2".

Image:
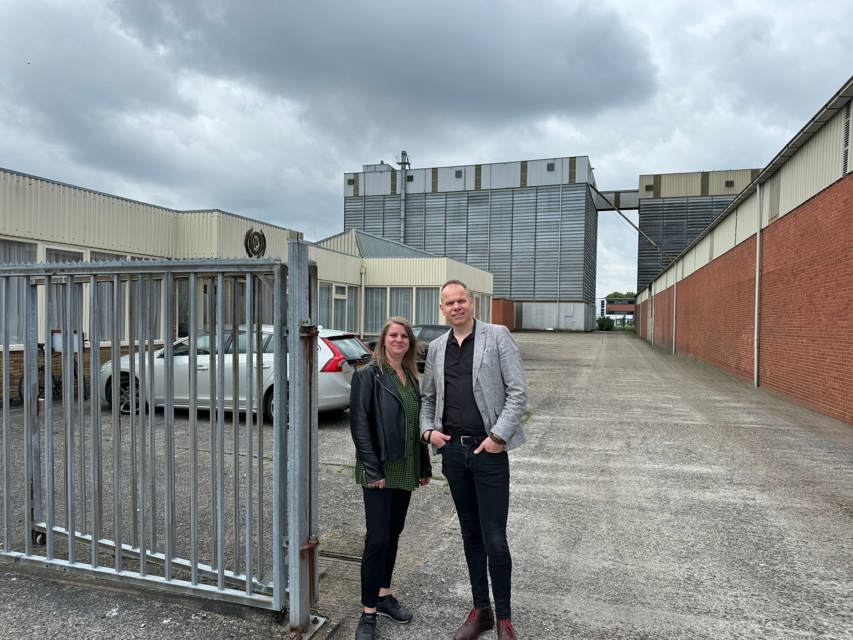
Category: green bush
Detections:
[{"x1": 597, "y1": 317, "x2": 614, "y2": 331}]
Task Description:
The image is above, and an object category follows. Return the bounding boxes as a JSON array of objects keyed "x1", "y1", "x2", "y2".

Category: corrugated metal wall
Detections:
[
  {"x1": 0, "y1": 169, "x2": 300, "y2": 262},
  {"x1": 345, "y1": 183, "x2": 593, "y2": 306},
  {"x1": 636, "y1": 195, "x2": 735, "y2": 292}
]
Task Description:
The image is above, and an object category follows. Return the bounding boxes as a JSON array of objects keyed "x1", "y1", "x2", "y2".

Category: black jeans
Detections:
[
  {"x1": 441, "y1": 442, "x2": 512, "y2": 620},
  {"x1": 360, "y1": 487, "x2": 412, "y2": 608}
]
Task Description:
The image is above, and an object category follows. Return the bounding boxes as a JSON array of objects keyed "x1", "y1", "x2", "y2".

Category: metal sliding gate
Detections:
[{"x1": 0, "y1": 242, "x2": 320, "y2": 631}]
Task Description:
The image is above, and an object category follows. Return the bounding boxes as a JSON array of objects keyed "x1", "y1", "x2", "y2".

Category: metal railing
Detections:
[{"x1": 0, "y1": 243, "x2": 319, "y2": 630}]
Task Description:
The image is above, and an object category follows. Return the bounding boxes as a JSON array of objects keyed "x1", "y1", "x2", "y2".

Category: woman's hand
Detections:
[
  {"x1": 419, "y1": 477, "x2": 430, "y2": 487},
  {"x1": 367, "y1": 478, "x2": 386, "y2": 489}
]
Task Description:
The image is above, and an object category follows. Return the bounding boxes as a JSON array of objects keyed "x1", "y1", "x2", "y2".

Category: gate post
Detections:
[{"x1": 286, "y1": 240, "x2": 318, "y2": 630}]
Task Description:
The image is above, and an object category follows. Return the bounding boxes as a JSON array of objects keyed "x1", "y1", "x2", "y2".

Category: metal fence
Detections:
[{"x1": 0, "y1": 242, "x2": 320, "y2": 631}]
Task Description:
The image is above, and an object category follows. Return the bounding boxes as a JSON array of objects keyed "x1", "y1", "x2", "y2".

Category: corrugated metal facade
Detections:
[
  {"x1": 0, "y1": 169, "x2": 302, "y2": 261},
  {"x1": 344, "y1": 157, "x2": 597, "y2": 330},
  {"x1": 636, "y1": 194, "x2": 735, "y2": 292}
]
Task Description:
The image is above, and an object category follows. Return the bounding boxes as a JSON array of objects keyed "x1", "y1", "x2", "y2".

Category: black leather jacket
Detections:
[{"x1": 349, "y1": 362, "x2": 432, "y2": 484}]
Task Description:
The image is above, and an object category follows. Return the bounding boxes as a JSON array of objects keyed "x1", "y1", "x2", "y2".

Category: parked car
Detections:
[
  {"x1": 366, "y1": 323, "x2": 449, "y2": 372},
  {"x1": 100, "y1": 326, "x2": 372, "y2": 420}
]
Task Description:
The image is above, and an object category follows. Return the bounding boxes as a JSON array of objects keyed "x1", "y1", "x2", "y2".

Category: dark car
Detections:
[{"x1": 366, "y1": 323, "x2": 449, "y2": 373}]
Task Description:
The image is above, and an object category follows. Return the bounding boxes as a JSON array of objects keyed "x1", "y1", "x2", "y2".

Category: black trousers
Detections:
[
  {"x1": 441, "y1": 442, "x2": 512, "y2": 620},
  {"x1": 360, "y1": 486, "x2": 412, "y2": 608}
]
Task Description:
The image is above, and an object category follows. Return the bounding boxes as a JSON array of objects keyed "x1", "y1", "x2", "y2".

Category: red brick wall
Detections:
[
  {"x1": 653, "y1": 286, "x2": 674, "y2": 350},
  {"x1": 674, "y1": 236, "x2": 756, "y2": 380},
  {"x1": 758, "y1": 175, "x2": 853, "y2": 423},
  {"x1": 636, "y1": 300, "x2": 647, "y2": 339}
]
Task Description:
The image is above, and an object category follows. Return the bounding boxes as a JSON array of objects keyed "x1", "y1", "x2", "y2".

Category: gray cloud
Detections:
[{"x1": 0, "y1": 0, "x2": 850, "y2": 299}]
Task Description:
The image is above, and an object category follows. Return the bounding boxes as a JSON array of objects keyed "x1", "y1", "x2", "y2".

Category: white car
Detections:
[{"x1": 99, "y1": 326, "x2": 372, "y2": 420}]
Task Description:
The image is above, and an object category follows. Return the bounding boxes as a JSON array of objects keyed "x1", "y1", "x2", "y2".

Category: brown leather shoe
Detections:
[
  {"x1": 497, "y1": 619, "x2": 517, "y2": 640},
  {"x1": 453, "y1": 607, "x2": 494, "y2": 640}
]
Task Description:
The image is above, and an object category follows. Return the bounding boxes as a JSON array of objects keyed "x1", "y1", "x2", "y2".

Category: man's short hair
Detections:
[{"x1": 440, "y1": 279, "x2": 471, "y2": 300}]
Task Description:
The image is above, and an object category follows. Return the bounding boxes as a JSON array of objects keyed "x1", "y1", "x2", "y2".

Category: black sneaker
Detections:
[
  {"x1": 355, "y1": 612, "x2": 377, "y2": 640},
  {"x1": 376, "y1": 594, "x2": 413, "y2": 624}
]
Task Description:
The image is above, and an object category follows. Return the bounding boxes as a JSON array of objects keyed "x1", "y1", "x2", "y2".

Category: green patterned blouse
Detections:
[{"x1": 355, "y1": 364, "x2": 422, "y2": 491}]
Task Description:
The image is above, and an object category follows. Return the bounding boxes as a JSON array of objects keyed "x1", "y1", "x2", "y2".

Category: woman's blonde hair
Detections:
[{"x1": 373, "y1": 316, "x2": 418, "y2": 377}]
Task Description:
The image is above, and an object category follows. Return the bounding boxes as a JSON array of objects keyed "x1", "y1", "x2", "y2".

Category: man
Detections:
[{"x1": 420, "y1": 280, "x2": 528, "y2": 640}]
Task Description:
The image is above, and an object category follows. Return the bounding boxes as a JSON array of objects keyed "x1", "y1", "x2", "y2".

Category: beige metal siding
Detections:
[
  {"x1": 309, "y1": 246, "x2": 362, "y2": 284},
  {"x1": 363, "y1": 258, "x2": 448, "y2": 286},
  {"x1": 0, "y1": 170, "x2": 176, "y2": 257},
  {"x1": 446, "y1": 257, "x2": 493, "y2": 294},
  {"x1": 711, "y1": 212, "x2": 737, "y2": 259},
  {"x1": 640, "y1": 169, "x2": 759, "y2": 198},
  {"x1": 316, "y1": 229, "x2": 360, "y2": 256},
  {"x1": 708, "y1": 168, "x2": 756, "y2": 195},
  {"x1": 735, "y1": 196, "x2": 758, "y2": 243},
  {"x1": 778, "y1": 108, "x2": 845, "y2": 218}
]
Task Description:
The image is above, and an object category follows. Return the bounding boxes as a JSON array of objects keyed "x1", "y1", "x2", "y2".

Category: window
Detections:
[
  {"x1": 406, "y1": 175, "x2": 414, "y2": 182},
  {"x1": 415, "y1": 287, "x2": 439, "y2": 324},
  {"x1": 0, "y1": 239, "x2": 36, "y2": 344},
  {"x1": 334, "y1": 285, "x2": 347, "y2": 296},
  {"x1": 91, "y1": 251, "x2": 127, "y2": 341},
  {"x1": 318, "y1": 282, "x2": 332, "y2": 329},
  {"x1": 389, "y1": 287, "x2": 412, "y2": 321},
  {"x1": 130, "y1": 257, "x2": 162, "y2": 339},
  {"x1": 346, "y1": 286, "x2": 359, "y2": 333},
  {"x1": 546, "y1": 162, "x2": 555, "y2": 172},
  {"x1": 454, "y1": 169, "x2": 463, "y2": 179},
  {"x1": 725, "y1": 179, "x2": 735, "y2": 187},
  {"x1": 45, "y1": 248, "x2": 84, "y2": 337},
  {"x1": 364, "y1": 288, "x2": 387, "y2": 334},
  {"x1": 333, "y1": 298, "x2": 347, "y2": 331},
  {"x1": 347, "y1": 178, "x2": 355, "y2": 186}
]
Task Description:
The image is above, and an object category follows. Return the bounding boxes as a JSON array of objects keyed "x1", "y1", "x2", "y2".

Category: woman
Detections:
[{"x1": 349, "y1": 317, "x2": 431, "y2": 640}]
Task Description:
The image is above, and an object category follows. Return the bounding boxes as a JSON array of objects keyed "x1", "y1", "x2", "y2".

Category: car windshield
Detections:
[
  {"x1": 326, "y1": 335, "x2": 371, "y2": 360},
  {"x1": 415, "y1": 326, "x2": 448, "y2": 342}
]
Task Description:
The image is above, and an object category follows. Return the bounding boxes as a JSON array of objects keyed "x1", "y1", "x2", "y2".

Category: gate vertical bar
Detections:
[
  {"x1": 208, "y1": 277, "x2": 217, "y2": 570},
  {"x1": 44, "y1": 278, "x2": 55, "y2": 560},
  {"x1": 111, "y1": 273, "x2": 122, "y2": 572},
  {"x1": 135, "y1": 276, "x2": 147, "y2": 577},
  {"x1": 216, "y1": 273, "x2": 226, "y2": 589},
  {"x1": 231, "y1": 277, "x2": 240, "y2": 574},
  {"x1": 63, "y1": 280, "x2": 76, "y2": 563},
  {"x1": 287, "y1": 240, "x2": 314, "y2": 626},
  {"x1": 23, "y1": 280, "x2": 37, "y2": 556},
  {"x1": 189, "y1": 273, "x2": 199, "y2": 585},
  {"x1": 1, "y1": 279, "x2": 10, "y2": 551},
  {"x1": 255, "y1": 284, "x2": 265, "y2": 580},
  {"x1": 128, "y1": 278, "x2": 138, "y2": 549},
  {"x1": 243, "y1": 273, "x2": 254, "y2": 595},
  {"x1": 89, "y1": 276, "x2": 102, "y2": 568},
  {"x1": 308, "y1": 261, "x2": 320, "y2": 604},
  {"x1": 146, "y1": 276, "x2": 157, "y2": 552},
  {"x1": 273, "y1": 262, "x2": 288, "y2": 613},
  {"x1": 76, "y1": 283, "x2": 86, "y2": 535},
  {"x1": 164, "y1": 272, "x2": 175, "y2": 580}
]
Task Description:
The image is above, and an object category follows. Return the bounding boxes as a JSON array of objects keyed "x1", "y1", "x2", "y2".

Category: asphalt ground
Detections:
[{"x1": 0, "y1": 332, "x2": 851, "y2": 639}]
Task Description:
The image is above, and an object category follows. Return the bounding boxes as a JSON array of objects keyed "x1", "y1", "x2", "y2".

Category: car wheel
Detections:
[
  {"x1": 264, "y1": 387, "x2": 274, "y2": 423},
  {"x1": 106, "y1": 373, "x2": 143, "y2": 415}
]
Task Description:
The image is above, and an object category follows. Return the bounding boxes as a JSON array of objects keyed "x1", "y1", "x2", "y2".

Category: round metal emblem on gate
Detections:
[{"x1": 244, "y1": 228, "x2": 267, "y2": 257}]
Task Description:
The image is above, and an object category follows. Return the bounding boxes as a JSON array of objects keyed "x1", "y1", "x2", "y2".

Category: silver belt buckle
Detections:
[{"x1": 460, "y1": 435, "x2": 474, "y2": 446}]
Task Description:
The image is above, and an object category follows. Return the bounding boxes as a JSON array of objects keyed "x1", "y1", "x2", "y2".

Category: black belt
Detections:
[{"x1": 449, "y1": 434, "x2": 487, "y2": 447}]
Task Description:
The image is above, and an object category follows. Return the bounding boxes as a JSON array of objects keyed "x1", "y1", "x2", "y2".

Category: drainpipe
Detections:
[
  {"x1": 359, "y1": 264, "x2": 366, "y2": 338},
  {"x1": 753, "y1": 183, "x2": 762, "y2": 388}
]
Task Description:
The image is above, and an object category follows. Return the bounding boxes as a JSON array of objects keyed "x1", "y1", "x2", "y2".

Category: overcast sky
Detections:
[{"x1": 1, "y1": 1, "x2": 850, "y2": 298}]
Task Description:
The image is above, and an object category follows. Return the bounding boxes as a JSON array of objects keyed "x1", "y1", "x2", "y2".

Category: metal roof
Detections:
[{"x1": 315, "y1": 228, "x2": 439, "y2": 259}]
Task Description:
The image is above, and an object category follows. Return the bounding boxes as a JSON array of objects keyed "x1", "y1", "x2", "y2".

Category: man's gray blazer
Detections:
[{"x1": 419, "y1": 321, "x2": 528, "y2": 451}]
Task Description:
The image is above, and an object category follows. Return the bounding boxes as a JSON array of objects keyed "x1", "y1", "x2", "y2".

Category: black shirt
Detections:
[{"x1": 443, "y1": 322, "x2": 485, "y2": 437}]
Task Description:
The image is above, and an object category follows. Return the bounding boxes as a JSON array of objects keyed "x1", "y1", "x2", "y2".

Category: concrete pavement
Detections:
[{"x1": 1, "y1": 332, "x2": 850, "y2": 639}]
